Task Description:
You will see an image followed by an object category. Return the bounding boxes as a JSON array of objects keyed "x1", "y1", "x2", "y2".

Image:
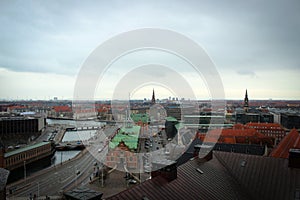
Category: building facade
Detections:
[
  {"x1": 0, "y1": 116, "x2": 45, "y2": 147},
  {"x1": 106, "y1": 126, "x2": 140, "y2": 171},
  {"x1": 244, "y1": 123, "x2": 286, "y2": 145},
  {"x1": 280, "y1": 113, "x2": 300, "y2": 129}
]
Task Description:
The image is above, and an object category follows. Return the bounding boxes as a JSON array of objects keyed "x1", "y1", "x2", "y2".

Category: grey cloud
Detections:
[
  {"x1": 237, "y1": 69, "x2": 257, "y2": 78},
  {"x1": 0, "y1": 0, "x2": 299, "y2": 75}
]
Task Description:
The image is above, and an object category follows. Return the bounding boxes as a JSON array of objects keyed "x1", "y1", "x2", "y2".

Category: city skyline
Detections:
[{"x1": 0, "y1": 1, "x2": 300, "y2": 100}]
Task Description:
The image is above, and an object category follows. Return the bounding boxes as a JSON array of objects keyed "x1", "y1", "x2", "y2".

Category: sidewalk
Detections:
[{"x1": 7, "y1": 195, "x2": 62, "y2": 200}]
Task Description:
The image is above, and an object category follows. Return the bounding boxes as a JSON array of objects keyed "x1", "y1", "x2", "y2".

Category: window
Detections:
[{"x1": 240, "y1": 160, "x2": 247, "y2": 167}]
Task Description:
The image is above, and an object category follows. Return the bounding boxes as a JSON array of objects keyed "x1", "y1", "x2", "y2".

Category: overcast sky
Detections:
[{"x1": 0, "y1": 0, "x2": 299, "y2": 100}]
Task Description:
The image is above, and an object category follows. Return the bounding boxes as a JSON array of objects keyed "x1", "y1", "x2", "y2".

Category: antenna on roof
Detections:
[{"x1": 125, "y1": 92, "x2": 133, "y2": 128}]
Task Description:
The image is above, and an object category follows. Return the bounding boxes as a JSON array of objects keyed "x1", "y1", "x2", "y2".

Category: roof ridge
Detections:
[
  {"x1": 270, "y1": 129, "x2": 299, "y2": 158},
  {"x1": 293, "y1": 131, "x2": 300, "y2": 148}
]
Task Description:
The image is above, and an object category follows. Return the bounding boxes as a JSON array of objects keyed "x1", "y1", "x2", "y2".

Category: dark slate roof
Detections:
[
  {"x1": 215, "y1": 151, "x2": 300, "y2": 200},
  {"x1": 107, "y1": 150, "x2": 300, "y2": 200},
  {"x1": 64, "y1": 187, "x2": 103, "y2": 200},
  {"x1": 176, "y1": 138, "x2": 265, "y2": 167},
  {"x1": 214, "y1": 143, "x2": 265, "y2": 155},
  {"x1": 107, "y1": 153, "x2": 251, "y2": 200},
  {"x1": 0, "y1": 168, "x2": 10, "y2": 191}
]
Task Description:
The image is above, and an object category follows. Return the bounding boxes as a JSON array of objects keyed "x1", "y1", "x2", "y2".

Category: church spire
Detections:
[
  {"x1": 151, "y1": 89, "x2": 156, "y2": 104},
  {"x1": 244, "y1": 89, "x2": 249, "y2": 112}
]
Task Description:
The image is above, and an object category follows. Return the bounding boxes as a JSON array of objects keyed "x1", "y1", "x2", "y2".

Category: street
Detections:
[{"x1": 6, "y1": 127, "x2": 112, "y2": 199}]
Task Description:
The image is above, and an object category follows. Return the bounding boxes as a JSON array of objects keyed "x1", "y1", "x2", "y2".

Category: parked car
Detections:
[
  {"x1": 165, "y1": 149, "x2": 170, "y2": 155},
  {"x1": 128, "y1": 179, "x2": 137, "y2": 184}
]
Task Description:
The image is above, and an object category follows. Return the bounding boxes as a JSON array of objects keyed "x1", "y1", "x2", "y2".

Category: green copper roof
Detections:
[
  {"x1": 109, "y1": 125, "x2": 141, "y2": 150},
  {"x1": 130, "y1": 113, "x2": 149, "y2": 124},
  {"x1": 165, "y1": 116, "x2": 178, "y2": 122},
  {"x1": 120, "y1": 126, "x2": 141, "y2": 135},
  {"x1": 175, "y1": 122, "x2": 184, "y2": 130}
]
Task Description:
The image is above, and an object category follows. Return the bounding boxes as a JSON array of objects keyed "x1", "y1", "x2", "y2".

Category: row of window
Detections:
[
  {"x1": 5, "y1": 144, "x2": 50, "y2": 167},
  {"x1": 106, "y1": 155, "x2": 136, "y2": 162},
  {"x1": 264, "y1": 133, "x2": 285, "y2": 138},
  {"x1": 110, "y1": 151, "x2": 134, "y2": 157},
  {"x1": 248, "y1": 126, "x2": 283, "y2": 130},
  {"x1": 260, "y1": 130, "x2": 285, "y2": 134}
]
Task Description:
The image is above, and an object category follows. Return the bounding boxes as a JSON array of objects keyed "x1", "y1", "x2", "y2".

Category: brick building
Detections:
[
  {"x1": 244, "y1": 122, "x2": 286, "y2": 145},
  {"x1": 106, "y1": 126, "x2": 140, "y2": 171},
  {"x1": 197, "y1": 128, "x2": 274, "y2": 147}
]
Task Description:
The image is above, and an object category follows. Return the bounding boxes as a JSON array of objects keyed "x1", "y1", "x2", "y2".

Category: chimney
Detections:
[
  {"x1": 193, "y1": 144, "x2": 201, "y2": 157},
  {"x1": 289, "y1": 149, "x2": 300, "y2": 168},
  {"x1": 201, "y1": 150, "x2": 213, "y2": 161},
  {"x1": 151, "y1": 160, "x2": 177, "y2": 182},
  {"x1": 194, "y1": 144, "x2": 213, "y2": 161}
]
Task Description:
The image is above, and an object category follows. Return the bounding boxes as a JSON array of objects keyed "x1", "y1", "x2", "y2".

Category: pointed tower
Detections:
[
  {"x1": 244, "y1": 89, "x2": 249, "y2": 112},
  {"x1": 151, "y1": 89, "x2": 156, "y2": 104}
]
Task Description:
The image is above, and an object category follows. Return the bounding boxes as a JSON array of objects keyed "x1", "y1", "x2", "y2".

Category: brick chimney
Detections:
[{"x1": 289, "y1": 149, "x2": 300, "y2": 168}]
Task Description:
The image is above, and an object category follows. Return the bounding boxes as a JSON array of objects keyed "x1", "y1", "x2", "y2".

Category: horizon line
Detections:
[{"x1": 1, "y1": 98, "x2": 300, "y2": 102}]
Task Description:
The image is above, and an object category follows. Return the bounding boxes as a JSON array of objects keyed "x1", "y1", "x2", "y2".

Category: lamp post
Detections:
[
  {"x1": 61, "y1": 151, "x2": 63, "y2": 165},
  {"x1": 101, "y1": 166, "x2": 104, "y2": 187},
  {"x1": 75, "y1": 166, "x2": 80, "y2": 187}
]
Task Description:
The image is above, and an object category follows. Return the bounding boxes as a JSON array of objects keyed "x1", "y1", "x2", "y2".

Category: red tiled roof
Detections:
[
  {"x1": 97, "y1": 107, "x2": 110, "y2": 113},
  {"x1": 235, "y1": 123, "x2": 285, "y2": 136},
  {"x1": 196, "y1": 128, "x2": 273, "y2": 146},
  {"x1": 8, "y1": 105, "x2": 26, "y2": 110},
  {"x1": 53, "y1": 106, "x2": 72, "y2": 112},
  {"x1": 222, "y1": 136, "x2": 236, "y2": 144},
  {"x1": 245, "y1": 122, "x2": 283, "y2": 129},
  {"x1": 208, "y1": 128, "x2": 265, "y2": 137},
  {"x1": 96, "y1": 104, "x2": 111, "y2": 112},
  {"x1": 270, "y1": 129, "x2": 300, "y2": 158},
  {"x1": 233, "y1": 123, "x2": 245, "y2": 129}
]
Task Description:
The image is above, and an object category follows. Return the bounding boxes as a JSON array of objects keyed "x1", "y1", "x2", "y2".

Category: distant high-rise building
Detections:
[
  {"x1": 151, "y1": 89, "x2": 156, "y2": 104},
  {"x1": 244, "y1": 89, "x2": 249, "y2": 112}
]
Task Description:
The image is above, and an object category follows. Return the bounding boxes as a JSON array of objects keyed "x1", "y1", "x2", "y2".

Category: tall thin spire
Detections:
[
  {"x1": 244, "y1": 89, "x2": 249, "y2": 112},
  {"x1": 124, "y1": 92, "x2": 132, "y2": 128},
  {"x1": 151, "y1": 89, "x2": 156, "y2": 104}
]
